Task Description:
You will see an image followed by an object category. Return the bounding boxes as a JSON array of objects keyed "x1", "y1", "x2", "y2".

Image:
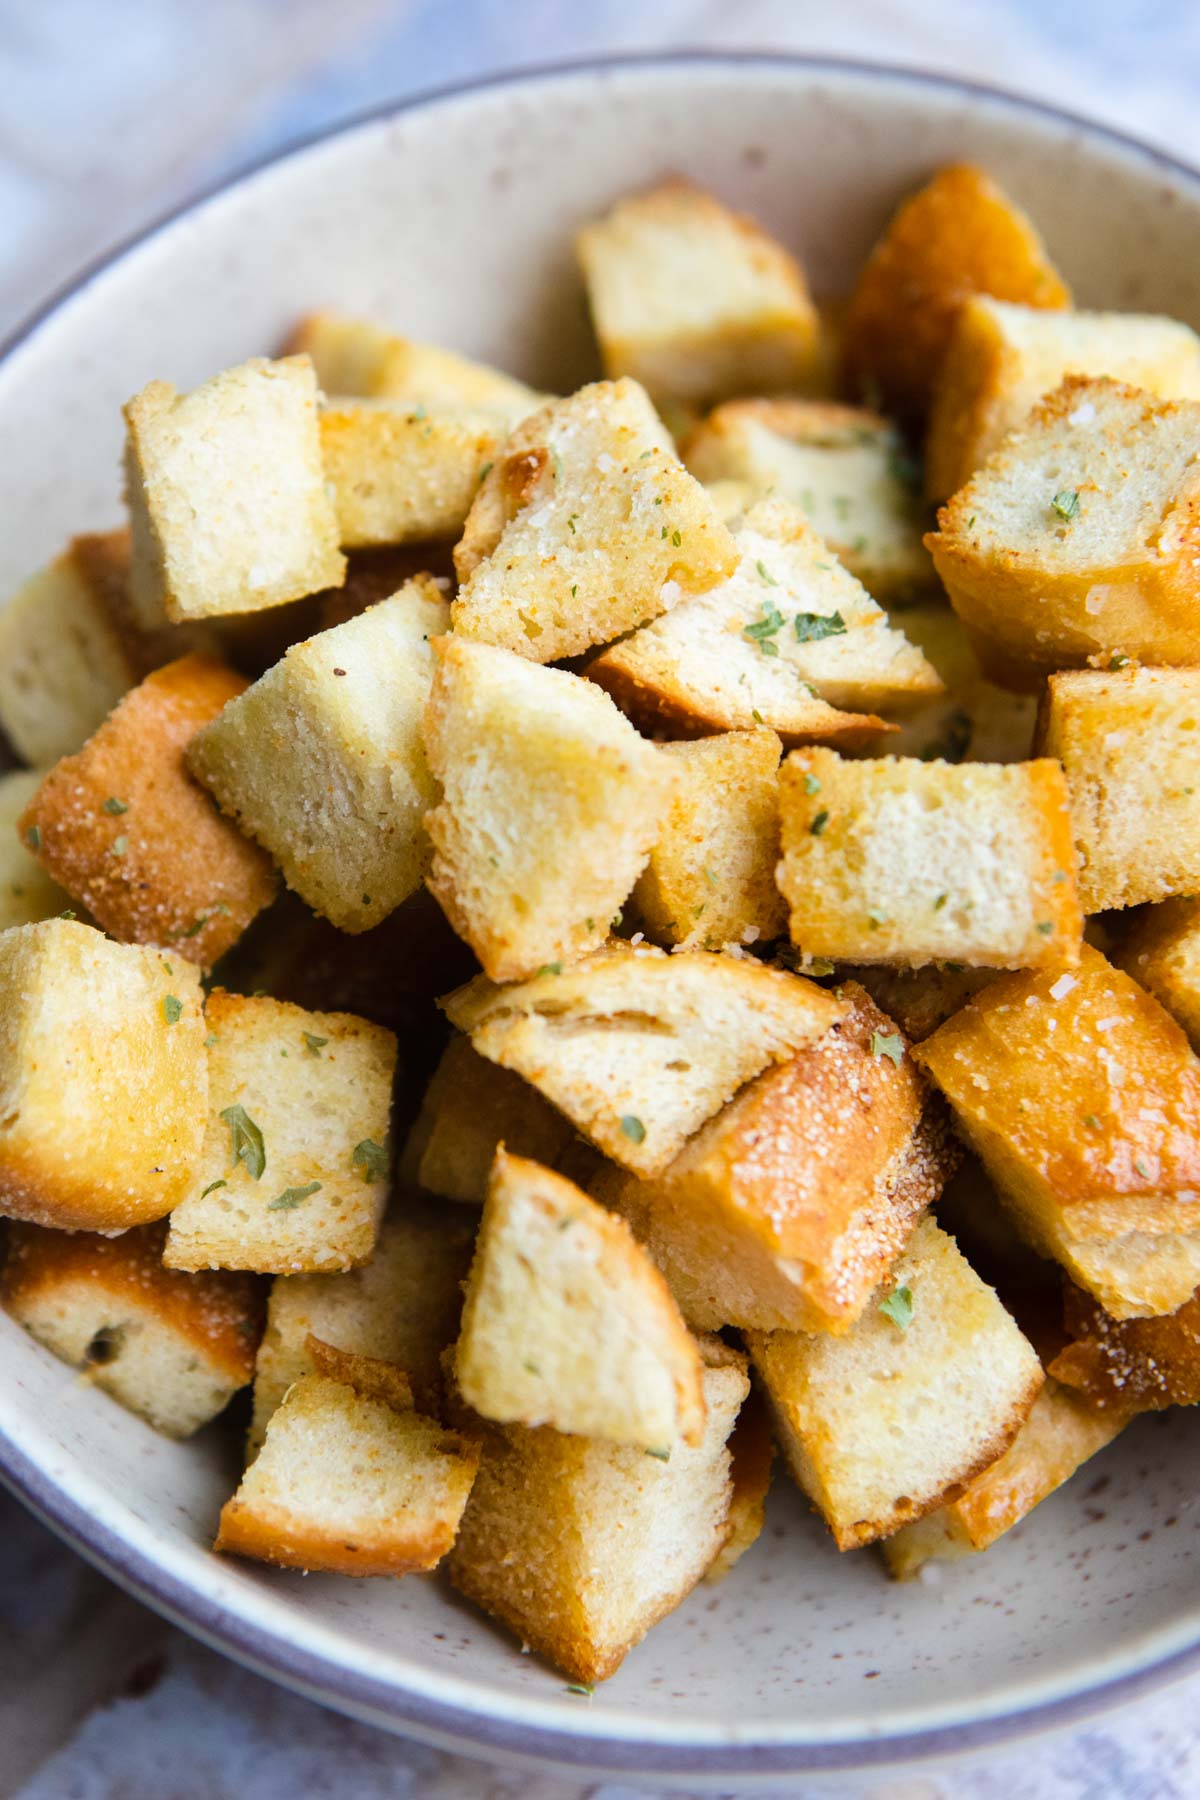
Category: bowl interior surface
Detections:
[{"x1": 3, "y1": 55, "x2": 1200, "y2": 1780}]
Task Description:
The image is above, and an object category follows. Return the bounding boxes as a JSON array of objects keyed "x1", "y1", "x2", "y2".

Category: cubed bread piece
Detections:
[
  {"x1": 777, "y1": 747, "x2": 1082, "y2": 970},
  {"x1": 882, "y1": 1376, "x2": 1126, "y2": 1577},
  {"x1": 597, "y1": 983, "x2": 956, "y2": 1333},
  {"x1": 284, "y1": 310, "x2": 544, "y2": 426},
  {"x1": 0, "y1": 1220, "x2": 259, "y2": 1438},
  {"x1": 575, "y1": 179, "x2": 819, "y2": 407},
  {"x1": 704, "y1": 1388, "x2": 775, "y2": 1582},
  {"x1": 188, "y1": 580, "x2": 447, "y2": 932},
  {"x1": 305, "y1": 1334, "x2": 415, "y2": 1412},
  {"x1": 683, "y1": 401, "x2": 935, "y2": 603},
  {"x1": 927, "y1": 297, "x2": 1200, "y2": 501},
  {"x1": 840, "y1": 163, "x2": 1070, "y2": 427},
  {"x1": 929, "y1": 379, "x2": 1200, "y2": 686},
  {"x1": 443, "y1": 943, "x2": 841, "y2": 1177},
  {"x1": 451, "y1": 379, "x2": 738, "y2": 661},
  {"x1": 1117, "y1": 899, "x2": 1200, "y2": 1049},
  {"x1": 249, "y1": 1202, "x2": 474, "y2": 1451},
  {"x1": 446, "y1": 1337, "x2": 749, "y2": 1683},
  {"x1": 586, "y1": 495, "x2": 940, "y2": 746},
  {"x1": 401, "y1": 1035, "x2": 578, "y2": 1204},
  {"x1": 915, "y1": 945, "x2": 1200, "y2": 1318},
  {"x1": 1036, "y1": 666, "x2": 1200, "y2": 913},
  {"x1": 843, "y1": 963, "x2": 999, "y2": 1043},
  {"x1": 165, "y1": 989, "x2": 396, "y2": 1275},
  {"x1": 883, "y1": 601, "x2": 1039, "y2": 766},
  {"x1": 747, "y1": 1216, "x2": 1044, "y2": 1548},
  {"x1": 456, "y1": 1149, "x2": 704, "y2": 1451},
  {"x1": 216, "y1": 1373, "x2": 478, "y2": 1575},
  {"x1": 0, "y1": 772, "x2": 70, "y2": 928},
  {"x1": 0, "y1": 921, "x2": 206, "y2": 1231},
  {"x1": 1049, "y1": 1278, "x2": 1200, "y2": 1411},
  {"x1": 423, "y1": 637, "x2": 676, "y2": 980},
  {"x1": 20, "y1": 655, "x2": 278, "y2": 967},
  {"x1": 320, "y1": 400, "x2": 505, "y2": 547},
  {"x1": 630, "y1": 729, "x2": 787, "y2": 950},
  {"x1": 123, "y1": 355, "x2": 345, "y2": 625}
]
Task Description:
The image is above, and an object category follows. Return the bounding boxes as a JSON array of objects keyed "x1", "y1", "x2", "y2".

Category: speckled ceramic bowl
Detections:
[{"x1": 3, "y1": 53, "x2": 1200, "y2": 1788}]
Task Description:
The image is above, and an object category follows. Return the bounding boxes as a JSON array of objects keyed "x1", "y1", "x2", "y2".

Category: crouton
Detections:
[
  {"x1": 164, "y1": 989, "x2": 396, "y2": 1275},
  {"x1": 216, "y1": 1373, "x2": 479, "y2": 1576},
  {"x1": 843, "y1": 963, "x2": 998, "y2": 1043},
  {"x1": 401, "y1": 1035, "x2": 578, "y2": 1204},
  {"x1": 575, "y1": 180, "x2": 820, "y2": 407},
  {"x1": 284, "y1": 310, "x2": 543, "y2": 426},
  {"x1": 840, "y1": 163, "x2": 1070, "y2": 427},
  {"x1": 19, "y1": 656, "x2": 278, "y2": 967},
  {"x1": 249, "y1": 1202, "x2": 474, "y2": 1451},
  {"x1": 443, "y1": 942, "x2": 841, "y2": 1178},
  {"x1": 123, "y1": 355, "x2": 345, "y2": 625},
  {"x1": 777, "y1": 747, "x2": 1082, "y2": 970},
  {"x1": 630, "y1": 729, "x2": 786, "y2": 950},
  {"x1": 915, "y1": 945, "x2": 1200, "y2": 1318},
  {"x1": 883, "y1": 601, "x2": 1039, "y2": 766},
  {"x1": 704, "y1": 1389, "x2": 775, "y2": 1582},
  {"x1": 423, "y1": 637, "x2": 676, "y2": 981},
  {"x1": 451, "y1": 378, "x2": 738, "y2": 662},
  {"x1": 0, "y1": 772, "x2": 69, "y2": 928},
  {"x1": 1036, "y1": 665, "x2": 1200, "y2": 913},
  {"x1": 586, "y1": 495, "x2": 939, "y2": 746},
  {"x1": 598, "y1": 984, "x2": 955, "y2": 1333},
  {"x1": 1049, "y1": 1278, "x2": 1200, "y2": 1411},
  {"x1": 683, "y1": 400, "x2": 936, "y2": 603},
  {"x1": 882, "y1": 1376, "x2": 1126, "y2": 1577},
  {"x1": 455, "y1": 1149, "x2": 704, "y2": 1451},
  {"x1": 0, "y1": 1220, "x2": 259, "y2": 1438},
  {"x1": 446, "y1": 1337, "x2": 749, "y2": 1683},
  {"x1": 1116, "y1": 899, "x2": 1200, "y2": 1049},
  {"x1": 0, "y1": 921, "x2": 206, "y2": 1232},
  {"x1": 747, "y1": 1216, "x2": 1044, "y2": 1549},
  {"x1": 929, "y1": 379, "x2": 1200, "y2": 686},
  {"x1": 320, "y1": 400, "x2": 505, "y2": 547},
  {"x1": 188, "y1": 580, "x2": 448, "y2": 933},
  {"x1": 305, "y1": 1335, "x2": 415, "y2": 1412},
  {"x1": 927, "y1": 297, "x2": 1200, "y2": 501},
  {"x1": 314, "y1": 543, "x2": 456, "y2": 632}
]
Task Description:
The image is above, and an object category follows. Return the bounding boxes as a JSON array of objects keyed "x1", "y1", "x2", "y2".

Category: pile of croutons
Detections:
[{"x1": 4, "y1": 163, "x2": 1200, "y2": 1688}]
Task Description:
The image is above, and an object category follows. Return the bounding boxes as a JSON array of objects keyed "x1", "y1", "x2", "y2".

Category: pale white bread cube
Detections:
[
  {"x1": 703, "y1": 1388, "x2": 775, "y2": 1583},
  {"x1": 630, "y1": 729, "x2": 787, "y2": 950},
  {"x1": 188, "y1": 579, "x2": 448, "y2": 933},
  {"x1": 1117, "y1": 899, "x2": 1200, "y2": 1051},
  {"x1": 284, "y1": 310, "x2": 545, "y2": 427},
  {"x1": 927, "y1": 296, "x2": 1200, "y2": 500},
  {"x1": 0, "y1": 921, "x2": 207, "y2": 1232},
  {"x1": 249, "y1": 1201, "x2": 475, "y2": 1452},
  {"x1": 123, "y1": 355, "x2": 345, "y2": 625},
  {"x1": 1036, "y1": 666, "x2": 1200, "y2": 913},
  {"x1": 455, "y1": 1149, "x2": 704, "y2": 1452},
  {"x1": 747, "y1": 1215, "x2": 1044, "y2": 1549},
  {"x1": 451, "y1": 378, "x2": 738, "y2": 662},
  {"x1": 915, "y1": 945, "x2": 1200, "y2": 1319},
  {"x1": 776, "y1": 747, "x2": 1084, "y2": 970},
  {"x1": 164, "y1": 989, "x2": 396, "y2": 1275},
  {"x1": 928, "y1": 378, "x2": 1200, "y2": 686},
  {"x1": 575, "y1": 179, "x2": 820, "y2": 407},
  {"x1": 215, "y1": 1372, "x2": 479, "y2": 1576},
  {"x1": 882, "y1": 1376, "x2": 1126, "y2": 1577},
  {"x1": 683, "y1": 400, "x2": 936, "y2": 603},
  {"x1": 586, "y1": 495, "x2": 940, "y2": 747},
  {"x1": 400, "y1": 1035, "x2": 579, "y2": 1205},
  {"x1": 0, "y1": 772, "x2": 69, "y2": 928},
  {"x1": 320, "y1": 400, "x2": 505, "y2": 547},
  {"x1": 883, "y1": 601, "x2": 1039, "y2": 766},
  {"x1": 446, "y1": 1336, "x2": 749, "y2": 1683},
  {"x1": 422, "y1": 637, "x2": 677, "y2": 981},
  {"x1": 0, "y1": 1220, "x2": 259, "y2": 1439},
  {"x1": 596, "y1": 983, "x2": 957, "y2": 1334},
  {"x1": 442, "y1": 942, "x2": 842, "y2": 1178}
]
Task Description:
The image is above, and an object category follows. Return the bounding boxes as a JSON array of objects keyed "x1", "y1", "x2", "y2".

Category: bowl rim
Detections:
[{"x1": 5, "y1": 47, "x2": 1200, "y2": 1780}]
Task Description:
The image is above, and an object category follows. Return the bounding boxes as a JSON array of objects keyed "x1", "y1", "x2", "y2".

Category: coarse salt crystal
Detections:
[
  {"x1": 629, "y1": 931, "x2": 644, "y2": 946},
  {"x1": 1069, "y1": 401, "x2": 1097, "y2": 427},
  {"x1": 1049, "y1": 974, "x2": 1077, "y2": 1000},
  {"x1": 597, "y1": 452, "x2": 615, "y2": 473},
  {"x1": 660, "y1": 579, "x2": 682, "y2": 605}
]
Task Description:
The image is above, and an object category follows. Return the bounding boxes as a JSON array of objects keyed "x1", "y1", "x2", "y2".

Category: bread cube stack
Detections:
[{"x1": 10, "y1": 160, "x2": 1200, "y2": 1686}]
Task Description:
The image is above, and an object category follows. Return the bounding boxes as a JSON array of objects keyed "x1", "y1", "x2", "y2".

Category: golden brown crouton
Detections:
[
  {"x1": 1048, "y1": 1278, "x2": 1200, "y2": 1412},
  {"x1": 0, "y1": 1220, "x2": 260, "y2": 1438},
  {"x1": 0, "y1": 772, "x2": 70, "y2": 929},
  {"x1": 842, "y1": 963, "x2": 999, "y2": 1043},
  {"x1": 305, "y1": 1334, "x2": 415, "y2": 1413},
  {"x1": 19, "y1": 655, "x2": 278, "y2": 968},
  {"x1": 320, "y1": 401, "x2": 504, "y2": 547},
  {"x1": 1116, "y1": 899, "x2": 1200, "y2": 1050}
]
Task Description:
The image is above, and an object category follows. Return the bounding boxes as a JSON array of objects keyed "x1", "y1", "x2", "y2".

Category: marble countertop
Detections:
[{"x1": 5, "y1": 3, "x2": 1200, "y2": 1794}]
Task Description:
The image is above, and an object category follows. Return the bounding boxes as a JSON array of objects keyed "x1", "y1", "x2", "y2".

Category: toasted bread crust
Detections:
[{"x1": 1048, "y1": 1279, "x2": 1200, "y2": 1411}]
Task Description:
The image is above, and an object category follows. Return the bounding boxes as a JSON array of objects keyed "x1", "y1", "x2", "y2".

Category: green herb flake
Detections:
[
  {"x1": 204, "y1": 1033, "x2": 219, "y2": 1048},
  {"x1": 868, "y1": 909, "x2": 889, "y2": 929},
  {"x1": 200, "y1": 1178, "x2": 227, "y2": 1198},
  {"x1": 611, "y1": 908, "x2": 624, "y2": 930},
  {"x1": 267, "y1": 1181, "x2": 322, "y2": 1212},
  {"x1": 620, "y1": 1114, "x2": 646, "y2": 1145},
  {"x1": 810, "y1": 810, "x2": 830, "y2": 836},
  {"x1": 743, "y1": 601, "x2": 785, "y2": 655},
  {"x1": 644, "y1": 1446, "x2": 671, "y2": 1461},
  {"x1": 1083, "y1": 1114, "x2": 1102, "y2": 1129},
  {"x1": 755, "y1": 559, "x2": 778, "y2": 586},
  {"x1": 102, "y1": 797, "x2": 129, "y2": 816},
  {"x1": 571, "y1": 583, "x2": 578, "y2": 597},
  {"x1": 933, "y1": 893, "x2": 948, "y2": 911},
  {"x1": 110, "y1": 835, "x2": 128, "y2": 858},
  {"x1": 220, "y1": 1105, "x2": 266, "y2": 1180},
  {"x1": 162, "y1": 994, "x2": 183, "y2": 1024},
  {"x1": 879, "y1": 1281, "x2": 914, "y2": 1331},
  {"x1": 870, "y1": 1030, "x2": 904, "y2": 1067},
  {"x1": 794, "y1": 610, "x2": 847, "y2": 644},
  {"x1": 1051, "y1": 488, "x2": 1081, "y2": 522},
  {"x1": 477, "y1": 461, "x2": 493, "y2": 486},
  {"x1": 671, "y1": 529, "x2": 682, "y2": 547},
  {"x1": 751, "y1": 708, "x2": 765, "y2": 724},
  {"x1": 565, "y1": 1683, "x2": 594, "y2": 1697},
  {"x1": 806, "y1": 957, "x2": 836, "y2": 977},
  {"x1": 567, "y1": 513, "x2": 578, "y2": 534},
  {"x1": 181, "y1": 915, "x2": 208, "y2": 938},
  {"x1": 1036, "y1": 921, "x2": 1054, "y2": 936},
  {"x1": 1109, "y1": 653, "x2": 1130, "y2": 670},
  {"x1": 303, "y1": 1033, "x2": 328, "y2": 1056},
  {"x1": 803, "y1": 772, "x2": 821, "y2": 795},
  {"x1": 1134, "y1": 1157, "x2": 1151, "y2": 1179},
  {"x1": 537, "y1": 962, "x2": 564, "y2": 977},
  {"x1": 523, "y1": 1359, "x2": 542, "y2": 1376},
  {"x1": 352, "y1": 1138, "x2": 389, "y2": 1183},
  {"x1": 58, "y1": 908, "x2": 76, "y2": 920},
  {"x1": 24, "y1": 826, "x2": 40, "y2": 850}
]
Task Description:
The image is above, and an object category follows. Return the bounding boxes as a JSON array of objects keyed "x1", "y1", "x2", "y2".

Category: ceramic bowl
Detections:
[{"x1": 4, "y1": 53, "x2": 1200, "y2": 1788}]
